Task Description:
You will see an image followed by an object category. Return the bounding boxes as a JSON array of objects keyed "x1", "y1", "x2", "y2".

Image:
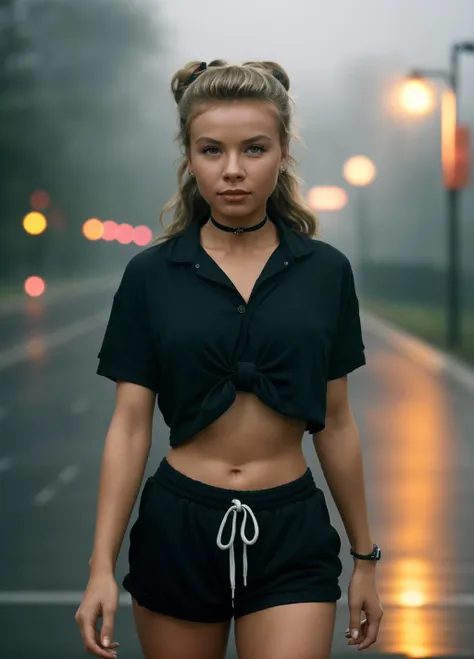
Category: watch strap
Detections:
[{"x1": 350, "y1": 543, "x2": 381, "y2": 561}]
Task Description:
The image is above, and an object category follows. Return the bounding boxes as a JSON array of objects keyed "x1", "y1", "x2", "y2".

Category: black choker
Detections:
[{"x1": 210, "y1": 215, "x2": 268, "y2": 235}]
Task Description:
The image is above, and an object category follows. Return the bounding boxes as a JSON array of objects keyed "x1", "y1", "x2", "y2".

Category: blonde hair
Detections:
[{"x1": 157, "y1": 59, "x2": 318, "y2": 241}]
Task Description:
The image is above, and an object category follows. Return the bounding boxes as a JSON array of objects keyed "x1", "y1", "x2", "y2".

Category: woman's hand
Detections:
[
  {"x1": 345, "y1": 564, "x2": 383, "y2": 651},
  {"x1": 75, "y1": 574, "x2": 121, "y2": 658}
]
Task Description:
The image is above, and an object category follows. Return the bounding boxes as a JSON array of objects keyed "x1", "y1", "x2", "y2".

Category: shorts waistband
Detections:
[{"x1": 153, "y1": 457, "x2": 317, "y2": 510}]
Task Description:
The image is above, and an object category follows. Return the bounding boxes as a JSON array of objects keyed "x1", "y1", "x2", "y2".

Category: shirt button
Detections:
[
  {"x1": 195, "y1": 263, "x2": 200, "y2": 269},
  {"x1": 238, "y1": 304, "x2": 246, "y2": 314},
  {"x1": 284, "y1": 261, "x2": 289, "y2": 266}
]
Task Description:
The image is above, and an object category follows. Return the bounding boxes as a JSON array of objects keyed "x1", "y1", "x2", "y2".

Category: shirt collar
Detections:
[{"x1": 168, "y1": 205, "x2": 315, "y2": 264}]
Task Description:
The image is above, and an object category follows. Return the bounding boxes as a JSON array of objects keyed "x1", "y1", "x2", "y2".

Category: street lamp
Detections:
[
  {"x1": 343, "y1": 156, "x2": 377, "y2": 288},
  {"x1": 397, "y1": 78, "x2": 436, "y2": 116},
  {"x1": 307, "y1": 186, "x2": 348, "y2": 212},
  {"x1": 401, "y1": 41, "x2": 474, "y2": 349}
]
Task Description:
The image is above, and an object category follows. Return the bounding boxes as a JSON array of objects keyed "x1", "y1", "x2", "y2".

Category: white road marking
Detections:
[
  {"x1": 0, "y1": 311, "x2": 109, "y2": 372},
  {"x1": 58, "y1": 465, "x2": 79, "y2": 485},
  {"x1": 33, "y1": 464, "x2": 80, "y2": 506},
  {"x1": 70, "y1": 398, "x2": 91, "y2": 415},
  {"x1": 33, "y1": 486, "x2": 56, "y2": 506},
  {"x1": 0, "y1": 591, "x2": 473, "y2": 607},
  {"x1": 0, "y1": 457, "x2": 12, "y2": 473}
]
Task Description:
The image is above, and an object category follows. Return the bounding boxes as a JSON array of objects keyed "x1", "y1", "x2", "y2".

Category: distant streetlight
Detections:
[
  {"x1": 343, "y1": 156, "x2": 377, "y2": 287},
  {"x1": 343, "y1": 156, "x2": 377, "y2": 188},
  {"x1": 402, "y1": 41, "x2": 474, "y2": 348},
  {"x1": 116, "y1": 223, "x2": 135, "y2": 245},
  {"x1": 397, "y1": 78, "x2": 436, "y2": 116},
  {"x1": 30, "y1": 190, "x2": 51, "y2": 212},
  {"x1": 24, "y1": 276, "x2": 46, "y2": 298},
  {"x1": 23, "y1": 212, "x2": 47, "y2": 235},
  {"x1": 307, "y1": 186, "x2": 348, "y2": 212},
  {"x1": 83, "y1": 218, "x2": 104, "y2": 241},
  {"x1": 133, "y1": 225, "x2": 153, "y2": 246}
]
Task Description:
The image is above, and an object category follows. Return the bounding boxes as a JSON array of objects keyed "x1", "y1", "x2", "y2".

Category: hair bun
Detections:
[
  {"x1": 243, "y1": 60, "x2": 290, "y2": 91},
  {"x1": 170, "y1": 59, "x2": 228, "y2": 104}
]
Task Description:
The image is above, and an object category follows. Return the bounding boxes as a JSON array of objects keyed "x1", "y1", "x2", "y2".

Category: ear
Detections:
[{"x1": 280, "y1": 145, "x2": 289, "y2": 171}]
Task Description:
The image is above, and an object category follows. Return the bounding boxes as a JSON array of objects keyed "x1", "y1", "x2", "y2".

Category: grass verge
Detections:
[{"x1": 361, "y1": 297, "x2": 474, "y2": 367}]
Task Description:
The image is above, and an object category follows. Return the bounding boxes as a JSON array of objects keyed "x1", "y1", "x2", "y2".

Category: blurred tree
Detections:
[
  {"x1": 1, "y1": 0, "x2": 174, "y2": 281},
  {"x1": 0, "y1": 0, "x2": 40, "y2": 279}
]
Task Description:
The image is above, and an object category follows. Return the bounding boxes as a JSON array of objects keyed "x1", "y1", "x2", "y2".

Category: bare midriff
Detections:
[{"x1": 166, "y1": 392, "x2": 308, "y2": 490}]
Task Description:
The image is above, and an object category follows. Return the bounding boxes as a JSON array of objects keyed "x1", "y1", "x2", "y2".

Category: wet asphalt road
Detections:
[{"x1": 0, "y1": 279, "x2": 473, "y2": 659}]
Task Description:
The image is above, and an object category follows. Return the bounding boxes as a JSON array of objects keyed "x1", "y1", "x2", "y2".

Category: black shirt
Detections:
[{"x1": 97, "y1": 214, "x2": 366, "y2": 447}]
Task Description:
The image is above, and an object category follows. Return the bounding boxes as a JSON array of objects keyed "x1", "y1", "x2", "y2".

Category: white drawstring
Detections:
[{"x1": 216, "y1": 499, "x2": 259, "y2": 607}]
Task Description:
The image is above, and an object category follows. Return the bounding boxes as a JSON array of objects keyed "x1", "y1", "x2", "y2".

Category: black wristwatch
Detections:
[{"x1": 350, "y1": 543, "x2": 381, "y2": 561}]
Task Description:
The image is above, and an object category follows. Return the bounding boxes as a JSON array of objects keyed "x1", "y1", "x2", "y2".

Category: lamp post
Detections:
[
  {"x1": 343, "y1": 156, "x2": 377, "y2": 289},
  {"x1": 401, "y1": 41, "x2": 474, "y2": 349}
]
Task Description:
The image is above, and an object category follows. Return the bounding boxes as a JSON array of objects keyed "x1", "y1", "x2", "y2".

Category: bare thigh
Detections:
[
  {"x1": 132, "y1": 599, "x2": 231, "y2": 659},
  {"x1": 235, "y1": 602, "x2": 337, "y2": 659}
]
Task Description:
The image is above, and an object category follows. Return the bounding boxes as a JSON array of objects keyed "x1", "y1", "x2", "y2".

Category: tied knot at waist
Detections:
[{"x1": 234, "y1": 361, "x2": 257, "y2": 392}]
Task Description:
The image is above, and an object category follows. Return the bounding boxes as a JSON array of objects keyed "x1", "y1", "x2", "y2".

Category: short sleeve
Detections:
[
  {"x1": 96, "y1": 256, "x2": 160, "y2": 392},
  {"x1": 327, "y1": 258, "x2": 366, "y2": 381}
]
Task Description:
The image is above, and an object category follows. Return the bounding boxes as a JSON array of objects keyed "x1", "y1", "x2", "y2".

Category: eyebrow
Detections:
[{"x1": 195, "y1": 134, "x2": 273, "y2": 145}]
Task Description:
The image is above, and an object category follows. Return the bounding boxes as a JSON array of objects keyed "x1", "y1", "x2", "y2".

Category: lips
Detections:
[
  {"x1": 219, "y1": 192, "x2": 249, "y2": 202},
  {"x1": 219, "y1": 190, "x2": 250, "y2": 196}
]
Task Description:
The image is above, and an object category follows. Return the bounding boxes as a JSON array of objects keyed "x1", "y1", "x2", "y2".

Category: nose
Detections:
[{"x1": 223, "y1": 153, "x2": 245, "y2": 180}]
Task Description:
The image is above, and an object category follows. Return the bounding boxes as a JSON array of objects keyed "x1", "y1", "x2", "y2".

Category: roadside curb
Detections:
[{"x1": 362, "y1": 311, "x2": 474, "y2": 393}]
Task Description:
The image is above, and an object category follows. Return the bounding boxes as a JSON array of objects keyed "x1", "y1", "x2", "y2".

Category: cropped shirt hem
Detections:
[
  {"x1": 96, "y1": 360, "x2": 159, "y2": 394},
  {"x1": 327, "y1": 352, "x2": 366, "y2": 381}
]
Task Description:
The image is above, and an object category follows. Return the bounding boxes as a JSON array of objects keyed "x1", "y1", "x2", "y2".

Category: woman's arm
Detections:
[
  {"x1": 313, "y1": 375, "x2": 374, "y2": 564},
  {"x1": 89, "y1": 381, "x2": 155, "y2": 577}
]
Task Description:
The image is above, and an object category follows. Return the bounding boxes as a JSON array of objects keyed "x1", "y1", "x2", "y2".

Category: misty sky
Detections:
[{"x1": 159, "y1": 0, "x2": 474, "y2": 94}]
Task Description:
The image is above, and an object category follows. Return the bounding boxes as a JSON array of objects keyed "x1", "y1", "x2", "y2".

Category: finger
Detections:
[
  {"x1": 347, "y1": 608, "x2": 364, "y2": 644},
  {"x1": 95, "y1": 629, "x2": 120, "y2": 651},
  {"x1": 357, "y1": 619, "x2": 381, "y2": 650},
  {"x1": 82, "y1": 620, "x2": 118, "y2": 658},
  {"x1": 345, "y1": 616, "x2": 367, "y2": 637},
  {"x1": 100, "y1": 606, "x2": 117, "y2": 650},
  {"x1": 346, "y1": 617, "x2": 369, "y2": 645}
]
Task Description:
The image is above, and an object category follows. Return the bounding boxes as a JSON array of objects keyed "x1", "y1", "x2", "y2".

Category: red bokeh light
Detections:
[
  {"x1": 30, "y1": 190, "x2": 50, "y2": 212},
  {"x1": 102, "y1": 220, "x2": 118, "y2": 241},
  {"x1": 133, "y1": 225, "x2": 153, "y2": 246},
  {"x1": 24, "y1": 276, "x2": 46, "y2": 297},
  {"x1": 116, "y1": 223, "x2": 134, "y2": 244}
]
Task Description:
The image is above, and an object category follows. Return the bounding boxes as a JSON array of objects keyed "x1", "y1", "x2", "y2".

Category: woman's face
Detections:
[{"x1": 187, "y1": 100, "x2": 287, "y2": 223}]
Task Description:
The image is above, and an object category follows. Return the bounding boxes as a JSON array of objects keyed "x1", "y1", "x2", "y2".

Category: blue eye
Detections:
[
  {"x1": 201, "y1": 145, "x2": 265, "y2": 156},
  {"x1": 247, "y1": 145, "x2": 265, "y2": 154},
  {"x1": 202, "y1": 147, "x2": 220, "y2": 155}
]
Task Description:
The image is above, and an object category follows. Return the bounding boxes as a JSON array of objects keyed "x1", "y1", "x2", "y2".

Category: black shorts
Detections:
[{"x1": 122, "y1": 457, "x2": 342, "y2": 623}]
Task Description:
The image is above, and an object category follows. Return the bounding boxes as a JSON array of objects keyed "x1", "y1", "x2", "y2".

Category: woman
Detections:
[{"x1": 75, "y1": 59, "x2": 383, "y2": 659}]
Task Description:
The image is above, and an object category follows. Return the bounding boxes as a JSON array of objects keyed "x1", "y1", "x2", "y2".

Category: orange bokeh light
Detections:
[
  {"x1": 24, "y1": 276, "x2": 46, "y2": 297},
  {"x1": 343, "y1": 156, "x2": 377, "y2": 187},
  {"x1": 307, "y1": 186, "x2": 348, "y2": 211},
  {"x1": 23, "y1": 212, "x2": 47, "y2": 235},
  {"x1": 83, "y1": 218, "x2": 104, "y2": 241}
]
